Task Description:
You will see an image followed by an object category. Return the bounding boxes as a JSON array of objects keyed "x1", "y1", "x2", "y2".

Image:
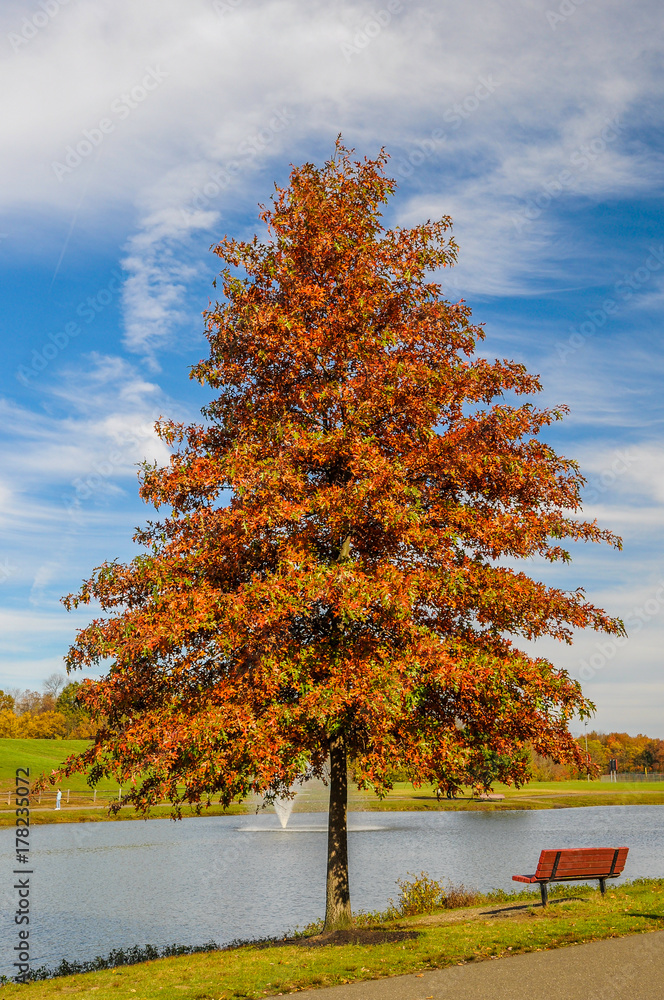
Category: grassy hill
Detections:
[{"x1": 0, "y1": 738, "x2": 117, "y2": 791}]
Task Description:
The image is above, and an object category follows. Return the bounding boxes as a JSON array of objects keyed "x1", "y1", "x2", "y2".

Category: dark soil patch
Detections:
[{"x1": 289, "y1": 928, "x2": 420, "y2": 947}]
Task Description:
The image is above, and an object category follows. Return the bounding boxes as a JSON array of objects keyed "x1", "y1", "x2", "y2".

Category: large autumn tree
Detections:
[{"x1": 46, "y1": 142, "x2": 623, "y2": 931}]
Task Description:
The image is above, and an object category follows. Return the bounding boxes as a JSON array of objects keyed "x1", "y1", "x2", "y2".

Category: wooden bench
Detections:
[{"x1": 513, "y1": 847, "x2": 629, "y2": 906}]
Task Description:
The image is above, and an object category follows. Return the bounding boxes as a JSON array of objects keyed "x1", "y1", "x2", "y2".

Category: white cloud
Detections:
[
  {"x1": 576, "y1": 444, "x2": 664, "y2": 506},
  {"x1": 0, "y1": 656, "x2": 72, "y2": 695},
  {"x1": 0, "y1": 608, "x2": 78, "y2": 641},
  {"x1": 0, "y1": 354, "x2": 184, "y2": 612},
  {"x1": 1, "y1": 0, "x2": 662, "y2": 308},
  {"x1": 120, "y1": 210, "x2": 215, "y2": 363},
  {"x1": 0, "y1": 353, "x2": 174, "y2": 483}
]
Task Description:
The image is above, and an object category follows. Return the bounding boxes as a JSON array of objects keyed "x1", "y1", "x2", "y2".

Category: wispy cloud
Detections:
[
  {"x1": 120, "y1": 211, "x2": 209, "y2": 364},
  {"x1": 1, "y1": 355, "x2": 173, "y2": 482},
  {"x1": 2, "y1": 0, "x2": 662, "y2": 295},
  {"x1": 0, "y1": 354, "x2": 183, "y2": 620}
]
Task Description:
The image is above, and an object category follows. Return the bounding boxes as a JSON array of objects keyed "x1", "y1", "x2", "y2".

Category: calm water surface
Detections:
[{"x1": 1, "y1": 805, "x2": 663, "y2": 976}]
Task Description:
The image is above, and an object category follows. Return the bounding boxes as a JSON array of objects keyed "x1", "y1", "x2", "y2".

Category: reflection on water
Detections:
[
  {"x1": 1, "y1": 805, "x2": 662, "y2": 975},
  {"x1": 240, "y1": 823, "x2": 382, "y2": 832}
]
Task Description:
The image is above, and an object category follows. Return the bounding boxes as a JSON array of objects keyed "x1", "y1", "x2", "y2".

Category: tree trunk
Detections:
[{"x1": 324, "y1": 732, "x2": 352, "y2": 931}]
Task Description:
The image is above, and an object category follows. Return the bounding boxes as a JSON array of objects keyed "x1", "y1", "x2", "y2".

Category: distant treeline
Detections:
[
  {"x1": 531, "y1": 731, "x2": 664, "y2": 780},
  {"x1": 0, "y1": 675, "x2": 96, "y2": 739}
]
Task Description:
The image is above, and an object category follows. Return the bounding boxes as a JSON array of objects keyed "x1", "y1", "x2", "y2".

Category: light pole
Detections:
[{"x1": 584, "y1": 721, "x2": 590, "y2": 781}]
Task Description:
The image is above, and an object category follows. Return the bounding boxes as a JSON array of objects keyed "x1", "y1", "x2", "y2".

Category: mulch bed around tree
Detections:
[{"x1": 288, "y1": 928, "x2": 420, "y2": 947}]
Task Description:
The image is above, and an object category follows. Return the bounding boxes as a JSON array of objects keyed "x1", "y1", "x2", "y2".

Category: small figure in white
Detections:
[{"x1": 55, "y1": 789, "x2": 62, "y2": 810}]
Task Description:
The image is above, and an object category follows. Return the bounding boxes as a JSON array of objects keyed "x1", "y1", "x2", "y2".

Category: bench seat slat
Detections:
[
  {"x1": 537, "y1": 848, "x2": 625, "y2": 862},
  {"x1": 544, "y1": 866, "x2": 626, "y2": 877},
  {"x1": 544, "y1": 856, "x2": 627, "y2": 870}
]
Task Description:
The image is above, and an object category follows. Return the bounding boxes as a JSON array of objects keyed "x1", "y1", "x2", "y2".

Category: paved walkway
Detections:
[{"x1": 266, "y1": 930, "x2": 664, "y2": 999}]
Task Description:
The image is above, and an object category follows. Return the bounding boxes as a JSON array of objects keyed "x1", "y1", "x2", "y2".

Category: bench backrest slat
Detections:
[{"x1": 535, "y1": 847, "x2": 628, "y2": 879}]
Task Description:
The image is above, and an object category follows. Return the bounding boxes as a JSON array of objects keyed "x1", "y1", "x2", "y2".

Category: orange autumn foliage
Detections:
[{"x1": 45, "y1": 143, "x2": 623, "y2": 819}]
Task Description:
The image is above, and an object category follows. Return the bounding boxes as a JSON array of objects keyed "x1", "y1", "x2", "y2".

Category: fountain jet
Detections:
[{"x1": 273, "y1": 793, "x2": 296, "y2": 829}]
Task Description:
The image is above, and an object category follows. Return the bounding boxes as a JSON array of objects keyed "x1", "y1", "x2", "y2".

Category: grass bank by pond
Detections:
[
  {"x1": 2, "y1": 739, "x2": 664, "y2": 826},
  {"x1": 3, "y1": 783, "x2": 664, "y2": 826},
  {"x1": 2, "y1": 880, "x2": 663, "y2": 999}
]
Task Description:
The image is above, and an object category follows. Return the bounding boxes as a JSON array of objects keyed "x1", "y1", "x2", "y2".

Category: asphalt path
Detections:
[{"x1": 266, "y1": 930, "x2": 664, "y2": 1000}]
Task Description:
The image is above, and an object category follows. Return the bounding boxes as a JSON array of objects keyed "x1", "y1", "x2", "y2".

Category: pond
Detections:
[{"x1": 1, "y1": 804, "x2": 663, "y2": 977}]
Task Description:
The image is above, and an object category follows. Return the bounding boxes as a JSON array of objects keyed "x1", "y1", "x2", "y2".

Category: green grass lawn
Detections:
[
  {"x1": 359, "y1": 778, "x2": 664, "y2": 812},
  {"x1": 2, "y1": 880, "x2": 662, "y2": 999}
]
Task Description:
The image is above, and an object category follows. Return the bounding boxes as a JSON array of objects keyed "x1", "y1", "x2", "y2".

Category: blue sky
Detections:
[{"x1": 1, "y1": 0, "x2": 663, "y2": 736}]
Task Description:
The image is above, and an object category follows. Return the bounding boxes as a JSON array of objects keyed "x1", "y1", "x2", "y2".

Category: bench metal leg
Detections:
[
  {"x1": 540, "y1": 882, "x2": 548, "y2": 907},
  {"x1": 599, "y1": 878, "x2": 606, "y2": 895}
]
